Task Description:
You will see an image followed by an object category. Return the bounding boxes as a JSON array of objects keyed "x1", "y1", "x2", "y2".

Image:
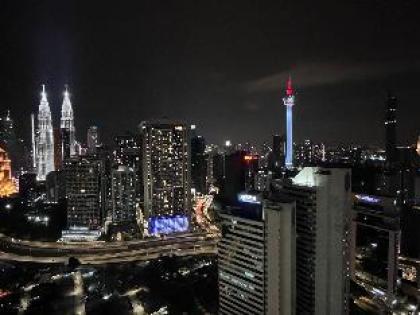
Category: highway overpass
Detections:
[{"x1": 0, "y1": 232, "x2": 219, "y2": 265}]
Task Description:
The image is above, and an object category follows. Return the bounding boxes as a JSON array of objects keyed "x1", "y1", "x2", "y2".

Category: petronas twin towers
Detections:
[{"x1": 33, "y1": 84, "x2": 76, "y2": 180}]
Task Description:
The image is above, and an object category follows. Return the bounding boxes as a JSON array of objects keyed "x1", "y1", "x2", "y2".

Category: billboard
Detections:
[
  {"x1": 148, "y1": 215, "x2": 189, "y2": 235},
  {"x1": 238, "y1": 193, "x2": 261, "y2": 204},
  {"x1": 354, "y1": 194, "x2": 381, "y2": 205}
]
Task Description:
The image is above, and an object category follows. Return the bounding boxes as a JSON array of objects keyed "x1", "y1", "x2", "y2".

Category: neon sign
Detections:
[{"x1": 148, "y1": 215, "x2": 189, "y2": 235}]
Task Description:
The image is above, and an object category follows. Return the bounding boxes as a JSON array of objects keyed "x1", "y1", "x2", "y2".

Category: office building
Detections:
[
  {"x1": 221, "y1": 151, "x2": 259, "y2": 204},
  {"x1": 63, "y1": 157, "x2": 106, "y2": 234},
  {"x1": 111, "y1": 165, "x2": 137, "y2": 224},
  {"x1": 218, "y1": 192, "x2": 295, "y2": 315},
  {"x1": 139, "y1": 120, "x2": 191, "y2": 234},
  {"x1": 277, "y1": 167, "x2": 351, "y2": 315}
]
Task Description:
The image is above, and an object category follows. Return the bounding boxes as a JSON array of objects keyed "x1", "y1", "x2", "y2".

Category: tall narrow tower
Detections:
[
  {"x1": 283, "y1": 76, "x2": 295, "y2": 169},
  {"x1": 36, "y1": 84, "x2": 55, "y2": 180},
  {"x1": 60, "y1": 86, "x2": 76, "y2": 158},
  {"x1": 385, "y1": 93, "x2": 397, "y2": 165}
]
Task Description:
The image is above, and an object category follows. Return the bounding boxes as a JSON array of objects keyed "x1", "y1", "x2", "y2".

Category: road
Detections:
[
  {"x1": 0, "y1": 232, "x2": 219, "y2": 265},
  {"x1": 72, "y1": 271, "x2": 86, "y2": 315}
]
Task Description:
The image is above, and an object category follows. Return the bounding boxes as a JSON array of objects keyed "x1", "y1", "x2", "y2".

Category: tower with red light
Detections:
[{"x1": 283, "y1": 76, "x2": 295, "y2": 169}]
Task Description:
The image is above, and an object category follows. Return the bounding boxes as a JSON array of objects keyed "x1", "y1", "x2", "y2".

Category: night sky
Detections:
[{"x1": 1, "y1": 0, "x2": 420, "y2": 147}]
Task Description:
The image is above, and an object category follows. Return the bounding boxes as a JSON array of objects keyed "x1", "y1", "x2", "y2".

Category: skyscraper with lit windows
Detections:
[
  {"x1": 111, "y1": 165, "x2": 137, "y2": 224},
  {"x1": 283, "y1": 76, "x2": 295, "y2": 169},
  {"x1": 60, "y1": 86, "x2": 76, "y2": 158},
  {"x1": 139, "y1": 120, "x2": 191, "y2": 235},
  {"x1": 36, "y1": 85, "x2": 55, "y2": 180}
]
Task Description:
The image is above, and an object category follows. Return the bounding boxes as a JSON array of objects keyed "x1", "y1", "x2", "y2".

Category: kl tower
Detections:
[{"x1": 283, "y1": 76, "x2": 295, "y2": 169}]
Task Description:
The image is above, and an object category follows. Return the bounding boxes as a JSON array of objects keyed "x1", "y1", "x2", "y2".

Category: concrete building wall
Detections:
[{"x1": 265, "y1": 201, "x2": 296, "y2": 315}]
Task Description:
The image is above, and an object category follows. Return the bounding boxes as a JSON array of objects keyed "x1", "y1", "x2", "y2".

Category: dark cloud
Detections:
[{"x1": 245, "y1": 61, "x2": 420, "y2": 93}]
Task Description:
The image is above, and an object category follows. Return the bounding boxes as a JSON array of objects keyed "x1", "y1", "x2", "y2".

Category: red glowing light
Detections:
[{"x1": 286, "y1": 75, "x2": 293, "y2": 96}]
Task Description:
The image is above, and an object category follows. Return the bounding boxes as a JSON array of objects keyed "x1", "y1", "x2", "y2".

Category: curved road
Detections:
[{"x1": 0, "y1": 232, "x2": 219, "y2": 265}]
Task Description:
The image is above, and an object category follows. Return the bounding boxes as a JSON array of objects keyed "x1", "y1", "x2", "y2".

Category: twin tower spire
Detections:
[{"x1": 34, "y1": 84, "x2": 76, "y2": 180}]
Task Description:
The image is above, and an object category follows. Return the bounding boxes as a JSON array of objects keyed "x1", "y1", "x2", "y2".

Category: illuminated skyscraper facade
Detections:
[
  {"x1": 0, "y1": 146, "x2": 17, "y2": 197},
  {"x1": 139, "y1": 120, "x2": 191, "y2": 229},
  {"x1": 0, "y1": 110, "x2": 22, "y2": 174},
  {"x1": 36, "y1": 85, "x2": 55, "y2": 180},
  {"x1": 283, "y1": 77, "x2": 295, "y2": 169},
  {"x1": 60, "y1": 87, "x2": 76, "y2": 158}
]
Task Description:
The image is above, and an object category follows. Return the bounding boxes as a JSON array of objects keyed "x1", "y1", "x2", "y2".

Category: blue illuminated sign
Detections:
[
  {"x1": 148, "y1": 215, "x2": 189, "y2": 235},
  {"x1": 238, "y1": 193, "x2": 261, "y2": 204},
  {"x1": 355, "y1": 194, "x2": 381, "y2": 204}
]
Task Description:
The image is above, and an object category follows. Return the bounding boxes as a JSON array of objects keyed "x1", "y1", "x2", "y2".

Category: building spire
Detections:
[
  {"x1": 64, "y1": 84, "x2": 69, "y2": 97},
  {"x1": 41, "y1": 84, "x2": 47, "y2": 103}
]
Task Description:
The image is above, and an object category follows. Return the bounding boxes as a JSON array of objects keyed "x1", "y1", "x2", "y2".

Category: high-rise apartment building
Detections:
[
  {"x1": 113, "y1": 132, "x2": 141, "y2": 203},
  {"x1": 277, "y1": 167, "x2": 351, "y2": 315},
  {"x1": 113, "y1": 132, "x2": 139, "y2": 169},
  {"x1": 139, "y1": 120, "x2": 191, "y2": 235}
]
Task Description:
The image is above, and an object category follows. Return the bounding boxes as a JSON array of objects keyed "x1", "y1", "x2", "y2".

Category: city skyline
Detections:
[
  {"x1": 3, "y1": 2, "x2": 420, "y2": 315},
  {"x1": 1, "y1": 1, "x2": 420, "y2": 146}
]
